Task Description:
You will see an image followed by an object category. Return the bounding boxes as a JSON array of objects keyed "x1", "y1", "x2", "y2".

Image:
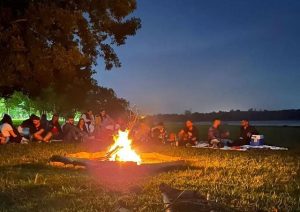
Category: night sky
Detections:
[{"x1": 95, "y1": 0, "x2": 300, "y2": 115}]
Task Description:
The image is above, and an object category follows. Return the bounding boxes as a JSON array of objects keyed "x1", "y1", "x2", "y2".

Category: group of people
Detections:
[
  {"x1": 151, "y1": 119, "x2": 259, "y2": 147},
  {"x1": 1, "y1": 109, "x2": 259, "y2": 148},
  {"x1": 0, "y1": 109, "x2": 120, "y2": 144}
]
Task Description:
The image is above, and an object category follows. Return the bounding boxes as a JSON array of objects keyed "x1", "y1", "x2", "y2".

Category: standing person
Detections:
[
  {"x1": 30, "y1": 116, "x2": 52, "y2": 143},
  {"x1": 0, "y1": 114, "x2": 22, "y2": 144},
  {"x1": 47, "y1": 114, "x2": 63, "y2": 140},
  {"x1": 178, "y1": 120, "x2": 199, "y2": 146},
  {"x1": 208, "y1": 119, "x2": 230, "y2": 148},
  {"x1": 81, "y1": 110, "x2": 95, "y2": 134}
]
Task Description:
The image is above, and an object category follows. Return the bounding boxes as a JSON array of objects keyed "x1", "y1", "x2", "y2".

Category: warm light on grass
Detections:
[{"x1": 0, "y1": 142, "x2": 299, "y2": 211}]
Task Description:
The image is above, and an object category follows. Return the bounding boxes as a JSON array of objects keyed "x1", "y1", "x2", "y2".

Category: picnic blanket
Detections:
[{"x1": 192, "y1": 143, "x2": 288, "y2": 151}]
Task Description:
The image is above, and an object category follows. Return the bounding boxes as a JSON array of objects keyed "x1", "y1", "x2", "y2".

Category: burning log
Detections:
[{"x1": 104, "y1": 145, "x2": 123, "y2": 160}]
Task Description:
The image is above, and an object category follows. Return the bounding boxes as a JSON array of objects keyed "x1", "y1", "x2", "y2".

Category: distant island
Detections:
[{"x1": 148, "y1": 109, "x2": 300, "y2": 122}]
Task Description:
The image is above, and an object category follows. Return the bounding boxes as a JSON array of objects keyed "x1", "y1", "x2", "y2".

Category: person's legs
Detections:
[
  {"x1": 0, "y1": 134, "x2": 8, "y2": 144},
  {"x1": 64, "y1": 126, "x2": 81, "y2": 142},
  {"x1": 43, "y1": 132, "x2": 52, "y2": 142},
  {"x1": 18, "y1": 127, "x2": 30, "y2": 139},
  {"x1": 63, "y1": 131, "x2": 74, "y2": 141},
  {"x1": 186, "y1": 138, "x2": 198, "y2": 146},
  {"x1": 228, "y1": 138, "x2": 247, "y2": 146},
  {"x1": 210, "y1": 139, "x2": 220, "y2": 148},
  {"x1": 10, "y1": 135, "x2": 22, "y2": 143},
  {"x1": 52, "y1": 133, "x2": 63, "y2": 140}
]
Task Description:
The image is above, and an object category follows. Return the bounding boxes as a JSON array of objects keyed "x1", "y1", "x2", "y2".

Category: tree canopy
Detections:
[
  {"x1": 0, "y1": 0, "x2": 141, "y2": 98},
  {"x1": 0, "y1": 85, "x2": 130, "y2": 119}
]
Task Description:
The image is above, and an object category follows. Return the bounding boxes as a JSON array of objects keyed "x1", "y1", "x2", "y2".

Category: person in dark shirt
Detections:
[
  {"x1": 231, "y1": 119, "x2": 258, "y2": 146},
  {"x1": 47, "y1": 114, "x2": 63, "y2": 140},
  {"x1": 77, "y1": 118, "x2": 89, "y2": 135},
  {"x1": 63, "y1": 116, "x2": 86, "y2": 142},
  {"x1": 178, "y1": 120, "x2": 199, "y2": 146},
  {"x1": 30, "y1": 116, "x2": 52, "y2": 143},
  {"x1": 40, "y1": 114, "x2": 48, "y2": 130},
  {"x1": 208, "y1": 119, "x2": 230, "y2": 147},
  {"x1": 151, "y1": 122, "x2": 167, "y2": 143}
]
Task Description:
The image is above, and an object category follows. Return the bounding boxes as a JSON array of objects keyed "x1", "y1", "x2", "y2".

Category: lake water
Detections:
[{"x1": 194, "y1": 120, "x2": 300, "y2": 126}]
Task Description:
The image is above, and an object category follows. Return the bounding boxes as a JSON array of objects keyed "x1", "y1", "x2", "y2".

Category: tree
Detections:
[
  {"x1": 0, "y1": 0, "x2": 141, "y2": 98},
  {"x1": 2, "y1": 91, "x2": 34, "y2": 117},
  {"x1": 84, "y1": 85, "x2": 129, "y2": 118}
]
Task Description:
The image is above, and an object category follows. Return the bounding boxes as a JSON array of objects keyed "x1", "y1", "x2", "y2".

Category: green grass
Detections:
[{"x1": 0, "y1": 141, "x2": 299, "y2": 211}]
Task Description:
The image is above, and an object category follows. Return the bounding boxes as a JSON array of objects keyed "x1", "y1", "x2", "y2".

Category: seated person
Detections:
[
  {"x1": 231, "y1": 119, "x2": 259, "y2": 146},
  {"x1": 63, "y1": 116, "x2": 86, "y2": 142},
  {"x1": 131, "y1": 119, "x2": 151, "y2": 142},
  {"x1": 47, "y1": 114, "x2": 63, "y2": 140},
  {"x1": 208, "y1": 119, "x2": 230, "y2": 148},
  {"x1": 167, "y1": 132, "x2": 177, "y2": 145},
  {"x1": 178, "y1": 120, "x2": 199, "y2": 146},
  {"x1": 40, "y1": 114, "x2": 48, "y2": 130},
  {"x1": 81, "y1": 109, "x2": 95, "y2": 134},
  {"x1": 114, "y1": 117, "x2": 126, "y2": 132},
  {"x1": 0, "y1": 114, "x2": 22, "y2": 144},
  {"x1": 77, "y1": 118, "x2": 89, "y2": 137},
  {"x1": 18, "y1": 114, "x2": 35, "y2": 139},
  {"x1": 30, "y1": 115, "x2": 52, "y2": 143},
  {"x1": 99, "y1": 110, "x2": 115, "y2": 131},
  {"x1": 151, "y1": 122, "x2": 167, "y2": 143}
]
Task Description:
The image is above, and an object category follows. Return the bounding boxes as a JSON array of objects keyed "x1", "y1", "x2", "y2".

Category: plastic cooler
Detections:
[{"x1": 250, "y1": 135, "x2": 264, "y2": 146}]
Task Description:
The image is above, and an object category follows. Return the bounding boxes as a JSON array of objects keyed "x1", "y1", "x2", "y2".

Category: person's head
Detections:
[
  {"x1": 67, "y1": 115, "x2": 74, "y2": 125},
  {"x1": 32, "y1": 115, "x2": 41, "y2": 126},
  {"x1": 87, "y1": 109, "x2": 93, "y2": 116},
  {"x1": 100, "y1": 110, "x2": 106, "y2": 117},
  {"x1": 77, "y1": 118, "x2": 85, "y2": 127},
  {"x1": 68, "y1": 117, "x2": 74, "y2": 125},
  {"x1": 29, "y1": 114, "x2": 35, "y2": 120},
  {"x1": 241, "y1": 119, "x2": 249, "y2": 128},
  {"x1": 0, "y1": 114, "x2": 13, "y2": 126},
  {"x1": 185, "y1": 120, "x2": 193, "y2": 128},
  {"x1": 51, "y1": 114, "x2": 59, "y2": 123},
  {"x1": 212, "y1": 118, "x2": 221, "y2": 128}
]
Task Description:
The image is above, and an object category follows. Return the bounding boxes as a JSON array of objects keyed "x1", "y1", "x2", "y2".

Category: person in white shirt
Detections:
[{"x1": 0, "y1": 114, "x2": 22, "y2": 144}]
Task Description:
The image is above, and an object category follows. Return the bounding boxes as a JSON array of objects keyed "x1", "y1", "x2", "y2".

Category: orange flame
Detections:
[{"x1": 108, "y1": 130, "x2": 141, "y2": 165}]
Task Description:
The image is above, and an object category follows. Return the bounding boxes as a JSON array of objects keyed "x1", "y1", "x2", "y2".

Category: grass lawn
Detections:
[{"x1": 0, "y1": 140, "x2": 299, "y2": 211}]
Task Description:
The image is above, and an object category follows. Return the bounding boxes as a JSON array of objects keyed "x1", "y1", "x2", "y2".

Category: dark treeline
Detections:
[{"x1": 148, "y1": 109, "x2": 300, "y2": 122}]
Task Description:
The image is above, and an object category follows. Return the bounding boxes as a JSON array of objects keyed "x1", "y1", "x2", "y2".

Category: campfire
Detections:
[
  {"x1": 107, "y1": 130, "x2": 142, "y2": 165},
  {"x1": 49, "y1": 128, "x2": 185, "y2": 190}
]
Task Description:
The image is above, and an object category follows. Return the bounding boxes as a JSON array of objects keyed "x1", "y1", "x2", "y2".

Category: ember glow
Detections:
[{"x1": 108, "y1": 130, "x2": 142, "y2": 165}]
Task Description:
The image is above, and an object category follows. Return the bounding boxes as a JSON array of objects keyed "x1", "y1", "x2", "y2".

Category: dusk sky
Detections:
[{"x1": 95, "y1": 0, "x2": 300, "y2": 115}]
